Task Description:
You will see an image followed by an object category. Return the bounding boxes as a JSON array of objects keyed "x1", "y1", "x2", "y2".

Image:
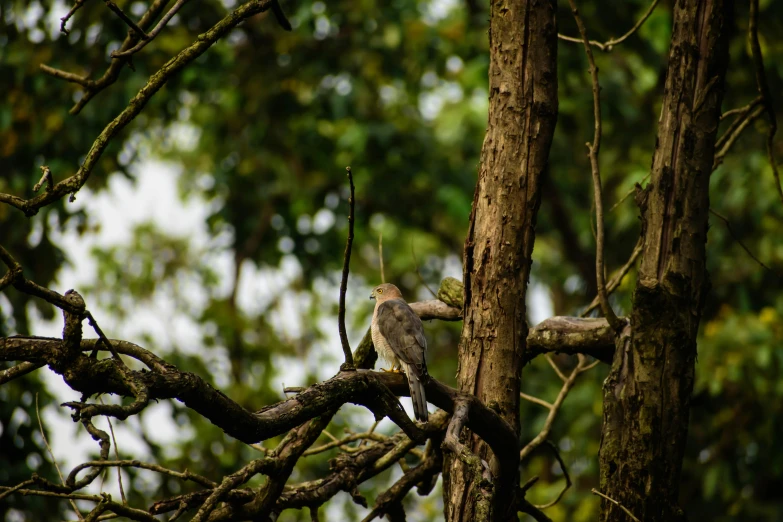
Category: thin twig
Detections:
[
  {"x1": 100, "y1": 398, "x2": 127, "y2": 504},
  {"x1": 69, "y1": 460, "x2": 216, "y2": 488},
  {"x1": 568, "y1": 0, "x2": 621, "y2": 331},
  {"x1": 34, "y1": 166, "x2": 54, "y2": 193},
  {"x1": 748, "y1": 0, "x2": 782, "y2": 207},
  {"x1": 520, "y1": 393, "x2": 553, "y2": 410},
  {"x1": 112, "y1": 0, "x2": 190, "y2": 58},
  {"x1": 709, "y1": 210, "x2": 770, "y2": 270},
  {"x1": 713, "y1": 105, "x2": 765, "y2": 169},
  {"x1": 85, "y1": 311, "x2": 123, "y2": 361},
  {"x1": 411, "y1": 242, "x2": 437, "y2": 298},
  {"x1": 303, "y1": 432, "x2": 387, "y2": 456},
  {"x1": 36, "y1": 394, "x2": 84, "y2": 520},
  {"x1": 338, "y1": 167, "x2": 355, "y2": 369},
  {"x1": 582, "y1": 238, "x2": 642, "y2": 317},
  {"x1": 558, "y1": 0, "x2": 659, "y2": 52},
  {"x1": 717, "y1": 98, "x2": 764, "y2": 150},
  {"x1": 609, "y1": 173, "x2": 650, "y2": 213},
  {"x1": 0, "y1": 480, "x2": 34, "y2": 503},
  {"x1": 103, "y1": 1, "x2": 149, "y2": 39},
  {"x1": 720, "y1": 96, "x2": 762, "y2": 121},
  {"x1": 39, "y1": 64, "x2": 93, "y2": 87},
  {"x1": 378, "y1": 231, "x2": 385, "y2": 283},
  {"x1": 544, "y1": 354, "x2": 568, "y2": 382},
  {"x1": 591, "y1": 488, "x2": 641, "y2": 522},
  {"x1": 60, "y1": 0, "x2": 89, "y2": 34},
  {"x1": 520, "y1": 355, "x2": 593, "y2": 461},
  {"x1": 533, "y1": 441, "x2": 572, "y2": 509}
]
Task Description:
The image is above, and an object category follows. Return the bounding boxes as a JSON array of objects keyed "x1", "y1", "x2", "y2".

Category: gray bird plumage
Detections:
[{"x1": 370, "y1": 284, "x2": 429, "y2": 422}]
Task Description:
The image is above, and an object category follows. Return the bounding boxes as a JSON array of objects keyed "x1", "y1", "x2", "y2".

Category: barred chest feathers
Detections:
[{"x1": 371, "y1": 309, "x2": 400, "y2": 369}]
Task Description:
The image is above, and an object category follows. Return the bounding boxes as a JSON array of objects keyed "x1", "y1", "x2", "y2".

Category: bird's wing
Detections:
[{"x1": 376, "y1": 299, "x2": 427, "y2": 373}]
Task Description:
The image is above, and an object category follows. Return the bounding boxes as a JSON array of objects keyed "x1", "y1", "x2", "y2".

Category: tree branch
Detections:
[
  {"x1": 338, "y1": 167, "x2": 355, "y2": 369},
  {"x1": 748, "y1": 0, "x2": 781, "y2": 207},
  {"x1": 568, "y1": 0, "x2": 621, "y2": 331},
  {"x1": 111, "y1": 0, "x2": 190, "y2": 58},
  {"x1": 558, "y1": 0, "x2": 659, "y2": 52}
]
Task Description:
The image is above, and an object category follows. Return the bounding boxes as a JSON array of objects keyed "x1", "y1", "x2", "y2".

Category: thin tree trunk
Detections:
[
  {"x1": 598, "y1": 0, "x2": 732, "y2": 520},
  {"x1": 442, "y1": 0, "x2": 558, "y2": 520}
]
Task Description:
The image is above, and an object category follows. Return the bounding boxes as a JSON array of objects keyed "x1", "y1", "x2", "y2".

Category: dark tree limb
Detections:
[
  {"x1": 525, "y1": 317, "x2": 615, "y2": 364},
  {"x1": 0, "y1": 337, "x2": 515, "y2": 478},
  {"x1": 338, "y1": 167, "x2": 356, "y2": 369}
]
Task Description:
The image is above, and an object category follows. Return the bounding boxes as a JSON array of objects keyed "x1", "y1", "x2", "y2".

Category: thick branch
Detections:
[
  {"x1": 0, "y1": 337, "x2": 515, "y2": 478},
  {"x1": 526, "y1": 317, "x2": 615, "y2": 363}
]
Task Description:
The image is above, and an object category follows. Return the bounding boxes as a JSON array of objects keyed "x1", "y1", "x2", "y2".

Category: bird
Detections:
[{"x1": 370, "y1": 283, "x2": 429, "y2": 422}]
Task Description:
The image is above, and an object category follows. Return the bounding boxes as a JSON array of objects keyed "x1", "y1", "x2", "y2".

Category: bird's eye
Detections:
[{"x1": 377, "y1": 288, "x2": 383, "y2": 294}]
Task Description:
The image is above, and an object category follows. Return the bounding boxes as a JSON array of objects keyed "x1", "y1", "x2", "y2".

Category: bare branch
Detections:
[
  {"x1": 533, "y1": 441, "x2": 572, "y2": 509},
  {"x1": 36, "y1": 394, "x2": 84, "y2": 520},
  {"x1": 709, "y1": 209, "x2": 770, "y2": 271},
  {"x1": 111, "y1": 0, "x2": 190, "y2": 58},
  {"x1": 525, "y1": 317, "x2": 615, "y2": 363},
  {"x1": 69, "y1": 460, "x2": 216, "y2": 488},
  {"x1": 0, "y1": 361, "x2": 44, "y2": 385},
  {"x1": 608, "y1": 174, "x2": 650, "y2": 213},
  {"x1": 379, "y1": 231, "x2": 385, "y2": 283},
  {"x1": 544, "y1": 354, "x2": 568, "y2": 382},
  {"x1": 39, "y1": 64, "x2": 94, "y2": 87},
  {"x1": 0, "y1": 337, "x2": 516, "y2": 474},
  {"x1": 581, "y1": 238, "x2": 642, "y2": 317},
  {"x1": 558, "y1": 0, "x2": 659, "y2": 52},
  {"x1": 102, "y1": 1, "x2": 150, "y2": 39},
  {"x1": 592, "y1": 488, "x2": 641, "y2": 522},
  {"x1": 520, "y1": 355, "x2": 594, "y2": 461},
  {"x1": 33, "y1": 166, "x2": 54, "y2": 193},
  {"x1": 338, "y1": 167, "x2": 356, "y2": 369},
  {"x1": 60, "y1": 0, "x2": 89, "y2": 34},
  {"x1": 713, "y1": 105, "x2": 765, "y2": 169},
  {"x1": 361, "y1": 444, "x2": 442, "y2": 522},
  {"x1": 568, "y1": 0, "x2": 621, "y2": 331},
  {"x1": 720, "y1": 96, "x2": 762, "y2": 121},
  {"x1": 748, "y1": 0, "x2": 781, "y2": 207}
]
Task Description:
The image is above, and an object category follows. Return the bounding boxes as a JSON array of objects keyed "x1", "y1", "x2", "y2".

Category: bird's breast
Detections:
[{"x1": 371, "y1": 321, "x2": 399, "y2": 367}]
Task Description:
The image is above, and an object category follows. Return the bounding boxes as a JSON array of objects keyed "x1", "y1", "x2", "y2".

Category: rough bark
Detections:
[
  {"x1": 598, "y1": 0, "x2": 732, "y2": 520},
  {"x1": 442, "y1": 0, "x2": 558, "y2": 519}
]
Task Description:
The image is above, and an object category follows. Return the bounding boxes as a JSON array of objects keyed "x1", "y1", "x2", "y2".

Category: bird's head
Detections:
[{"x1": 370, "y1": 283, "x2": 403, "y2": 302}]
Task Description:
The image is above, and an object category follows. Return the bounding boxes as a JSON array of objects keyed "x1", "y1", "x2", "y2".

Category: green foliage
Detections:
[{"x1": 0, "y1": 0, "x2": 781, "y2": 520}]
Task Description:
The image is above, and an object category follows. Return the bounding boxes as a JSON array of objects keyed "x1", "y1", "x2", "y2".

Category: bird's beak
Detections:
[{"x1": 369, "y1": 294, "x2": 375, "y2": 300}]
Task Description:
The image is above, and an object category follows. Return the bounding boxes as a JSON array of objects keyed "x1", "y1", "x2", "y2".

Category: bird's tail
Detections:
[{"x1": 404, "y1": 364, "x2": 428, "y2": 422}]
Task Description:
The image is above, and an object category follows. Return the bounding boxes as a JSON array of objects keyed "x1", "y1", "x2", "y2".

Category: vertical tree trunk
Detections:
[
  {"x1": 443, "y1": 0, "x2": 558, "y2": 520},
  {"x1": 598, "y1": 0, "x2": 732, "y2": 520}
]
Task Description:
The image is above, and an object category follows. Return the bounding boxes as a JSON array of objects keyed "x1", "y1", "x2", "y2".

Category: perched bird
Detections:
[{"x1": 370, "y1": 283, "x2": 429, "y2": 422}]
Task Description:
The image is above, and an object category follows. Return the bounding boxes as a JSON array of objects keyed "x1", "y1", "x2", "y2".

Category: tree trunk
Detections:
[
  {"x1": 598, "y1": 0, "x2": 732, "y2": 520},
  {"x1": 442, "y1": 0, "x2": 558, "y2": 520}
]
